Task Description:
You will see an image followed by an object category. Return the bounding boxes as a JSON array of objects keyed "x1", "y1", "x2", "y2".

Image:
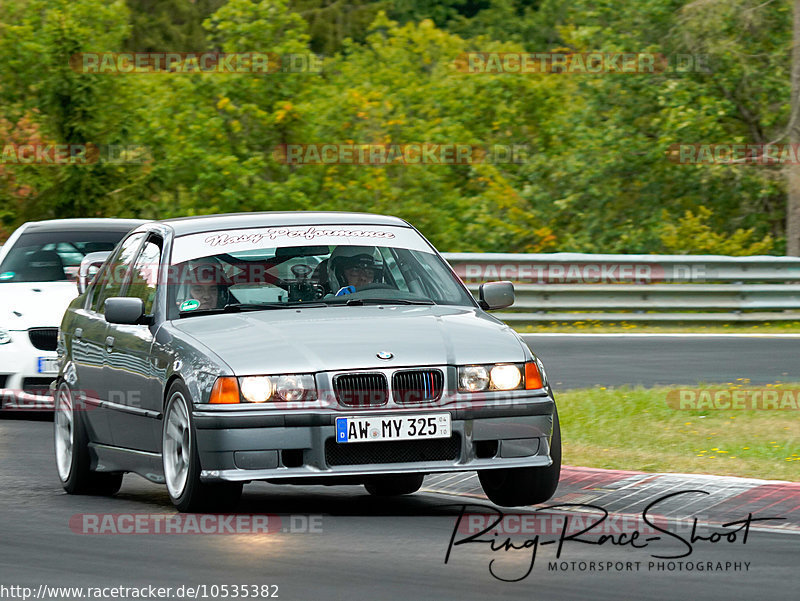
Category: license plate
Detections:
[
  {"x1": 335, "y1": 413, "x2": 451, "y2": 443},
  {"x1": 37, "y1": 357, "x2": 59, "y2": 374}
]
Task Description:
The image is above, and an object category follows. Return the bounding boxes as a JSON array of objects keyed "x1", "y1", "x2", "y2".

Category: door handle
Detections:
[
  {"x1": 74, "y1": 328, "x2": 83, "y2": 340},
  {"x1": 105, "y1": 336, "x2": 115, "y2": 349}
]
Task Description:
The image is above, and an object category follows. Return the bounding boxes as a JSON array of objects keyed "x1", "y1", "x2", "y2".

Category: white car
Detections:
[{"x1": 0, "y1": 218, "x2": 144, "y2": 410}]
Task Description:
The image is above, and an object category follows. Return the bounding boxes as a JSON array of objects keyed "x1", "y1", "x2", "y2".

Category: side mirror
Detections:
[
  {"x1": 105, "y1": 297, "x2": 147, "y2": 325},
  {"x1": 78, "y1": 251, "x2": 111, "y2": 294},
  {"x1": 479, "y1": 281, "x2": 515, "y2": 310}
]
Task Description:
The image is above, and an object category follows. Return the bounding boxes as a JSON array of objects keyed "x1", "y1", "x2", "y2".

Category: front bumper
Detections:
[
  {"x1": 0, "y1": 331, "x2": 57, "y2": 411},
  {"x1": 193, "y1": 395, "x2": 556, "y2": 482}
]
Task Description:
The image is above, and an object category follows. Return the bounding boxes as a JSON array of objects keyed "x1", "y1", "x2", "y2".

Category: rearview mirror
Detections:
[
  {"x1": 479, "y1": 281, "x2": 515, "y2": 310},
  {"x1": 105, "y1": 297, "x2": 147, "y2": 325},
  {"x1": 77, "y1": 251, "x2": 111, "y2": 294}
]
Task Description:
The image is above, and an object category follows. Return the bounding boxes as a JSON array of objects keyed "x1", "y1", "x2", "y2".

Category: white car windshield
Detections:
[
  {"x1": 0, "y1": 231, "x2": 122, "y2": 283},
  {"x1": 168, "y1": 226, "x2": 474, "y2": 315}
]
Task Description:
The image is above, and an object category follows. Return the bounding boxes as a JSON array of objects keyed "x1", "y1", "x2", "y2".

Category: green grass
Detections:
[
  {"x1": 515, "y1": 321, "x2": 800, "y2": 334},
  {"x1": 556, "y1": 383, "x2": 800, "y2": 481}
]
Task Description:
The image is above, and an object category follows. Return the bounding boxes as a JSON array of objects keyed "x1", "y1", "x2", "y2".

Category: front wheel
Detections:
[
  {"x1": 478, "y1": 408, "x2": 561, "y2": 507},
  {"x1": 54, "y1": 382, "x2": 122, "y2": 496},
  {"x1": 162, "y1": 381, "x2": 242, "y2": 512}
]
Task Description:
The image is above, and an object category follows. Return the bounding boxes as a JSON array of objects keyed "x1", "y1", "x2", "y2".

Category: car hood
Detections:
[
  {"x1": 0, "y1": 282, "x2": 79, "y2": 330},
  {"x1": 171, "y1": 305, "x2": 528, "y2": 374}
]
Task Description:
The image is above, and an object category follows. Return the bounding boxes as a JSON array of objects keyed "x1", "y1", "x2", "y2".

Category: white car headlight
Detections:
[
  {"x1": 458, "y1": 366, "x2": 490, "y2": 391},
  {"x1": 0, "y1": 328, "x2": 12, "y2": 345},
  {"x1": 490, "y1": 364, "x2": 522, "y2": 390},
  {"x1": 459, "y1": 363, "x2": 532, "y2": 392},
  {"x1": 274, "y1": 374, "x2": 315, "y2": 401},
  {"x1": 240, "y1": 376, "x2": 273, "y2": 403},
  {"x1": 238, "y1": 374, "x2": 317, "y2": 403}
]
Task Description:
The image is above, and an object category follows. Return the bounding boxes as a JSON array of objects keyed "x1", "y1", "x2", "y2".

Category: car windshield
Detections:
[
  {"x1": 168, "y1": 225, "x2": 474, "y2": 316},
  {"x1": 0, "y1": 230, "x2": 124, "y2": 283}
]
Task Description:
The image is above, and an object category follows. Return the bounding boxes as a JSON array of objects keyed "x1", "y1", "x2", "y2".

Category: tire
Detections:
[
  {"x1": 478, "y1": 407, "x2": 561, "y2": 507},
  {"x1": 162, "y1": 381, "x2": 242, "y2": 512},
  {"x1": 54, "y1": 382, "x2": 123, "y2": 496},
  {"x1": 364, "y1": 474, "x2": 424, "y2": 497}
]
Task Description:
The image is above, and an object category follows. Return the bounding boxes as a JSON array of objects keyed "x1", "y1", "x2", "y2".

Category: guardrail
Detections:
[{"x1": 441, "y1": 252, "x2": 800, "y2": 323}]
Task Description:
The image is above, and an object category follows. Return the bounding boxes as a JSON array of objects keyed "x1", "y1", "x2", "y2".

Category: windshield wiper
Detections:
[
  {"x1": 341, "y1": 298, "x2": 435, "y2": 306},
  {"x1": 226, "y1": 302, "x2": 328, "y2": 311},
  {"x1": 179, "y1": 302, "x2": 327, "y2": 317}
]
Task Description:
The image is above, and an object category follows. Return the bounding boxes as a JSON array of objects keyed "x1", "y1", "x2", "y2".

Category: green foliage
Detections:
[
  {"x1": 0, "y1": 0, "x2": 151, "y2": 223},
  {"x1": 289, "y1": 0, "x2": 386, "y2": 54},
  {"x1": 0, "y1": 0, "x2": 793, "y2": 255},
  {"x1": 659, "y1": 206, "x2": 774, "y2": 255},
  {"x1": 124, "y1": 0, "x2": 227, "y2": 52}
]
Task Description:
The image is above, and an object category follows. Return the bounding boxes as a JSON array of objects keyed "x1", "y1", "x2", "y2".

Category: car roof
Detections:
[
  {"x1": 155, "y1": 211, "x2": 411, "y2": 237},
  {"x1": 21, "y1": 218, "x2": 147, "y2": 233}
]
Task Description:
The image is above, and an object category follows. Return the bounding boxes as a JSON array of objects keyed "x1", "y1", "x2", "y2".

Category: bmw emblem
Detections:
[{"x1": 377, "y1": 351, "x2": 393, "y2": 360}]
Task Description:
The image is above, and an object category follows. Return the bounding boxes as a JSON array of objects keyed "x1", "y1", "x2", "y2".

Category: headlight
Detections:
[
  {"x1": 240, "y1": 376, "x2": 273, "y2": 403},
  {"x1": 490, "y1": 364, "x2": 522, "y2": 390},
  {"x1": 458, "y1": 362, "x2": 542, "y2": 392},
  {"x1": 274, "y1": 375, "x2": 315, "y2": 401},
  {"x1": 458, "y1": 366, "x2": 489, "y2": 391},
  {"x1": 0, "y1": 328, "x2": 11, "y2": 345},
  {"x1": 238, "y1": 374, "x2": 317, "y2": 403}
]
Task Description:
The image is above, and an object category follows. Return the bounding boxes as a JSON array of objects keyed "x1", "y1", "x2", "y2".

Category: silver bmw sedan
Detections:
[{"x1": 54, "y1": 212, "x2": 560, "y2": 512}]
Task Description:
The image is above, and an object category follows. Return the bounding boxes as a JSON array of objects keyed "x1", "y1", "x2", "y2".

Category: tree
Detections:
[
  {"x1": 788, "y1": 0, "x2": 800, "y2": 254},
  {"x1": 0, "y1": 0, "x2": 154, "y2": 223},
  {"x1": 0, "y1": 0, "x2": 792, "y2": 254},
  {"x1": 124, "y1": 0, "x2": 227, "y2": 52}
]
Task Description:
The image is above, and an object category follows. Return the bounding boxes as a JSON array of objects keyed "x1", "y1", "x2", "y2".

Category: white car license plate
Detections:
[
  {"x1": 336, "y1": 413, "x2": 451, "y2": 443},
  {"x1": 37, "y1": 357, "x2": 59, "y2": 374}
]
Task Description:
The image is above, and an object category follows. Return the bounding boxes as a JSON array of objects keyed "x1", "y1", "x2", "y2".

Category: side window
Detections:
[
  {"x1": 93, "y1": 233, "x2": 146, "y2": 314},
  {"x1": 126, "y1": 238, "x2": 162, "y2": 314},
  {"x1": 85, "y1": 262, "x2": 107, "y2": 310}
]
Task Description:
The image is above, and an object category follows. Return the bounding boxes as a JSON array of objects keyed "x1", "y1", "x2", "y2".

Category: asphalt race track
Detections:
[
  {"x1": 1, "y1": 336, "x2": 798, "y2": 600},
  {"x1": 521, "y1": 334, "x2": 800, "y2": 388}
]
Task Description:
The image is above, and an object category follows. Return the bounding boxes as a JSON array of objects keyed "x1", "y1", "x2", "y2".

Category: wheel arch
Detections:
[{"x1": 163, "y1": 374, "x2": 186, "y2": 411}]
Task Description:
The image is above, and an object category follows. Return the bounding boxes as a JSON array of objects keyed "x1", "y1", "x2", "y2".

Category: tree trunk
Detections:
[{"x1": 787, "y1": 0, "x2": 800, "y2": 255}]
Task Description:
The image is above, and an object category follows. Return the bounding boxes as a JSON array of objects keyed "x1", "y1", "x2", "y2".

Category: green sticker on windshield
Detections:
[
  {"x1": 0, "y1": 272, "x2": 14, "y2": 280},
  {"x1": 180, "y1": 299, "x2": 200, "y2": 312}
]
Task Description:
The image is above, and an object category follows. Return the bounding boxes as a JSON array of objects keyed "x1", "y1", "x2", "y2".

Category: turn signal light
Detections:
[
  {"x1": 524, "y1": 362, "x2": 543, "y2": 390},
  {"x1": 209, "y1": 377, "x2": 240, "y2": 404}
]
